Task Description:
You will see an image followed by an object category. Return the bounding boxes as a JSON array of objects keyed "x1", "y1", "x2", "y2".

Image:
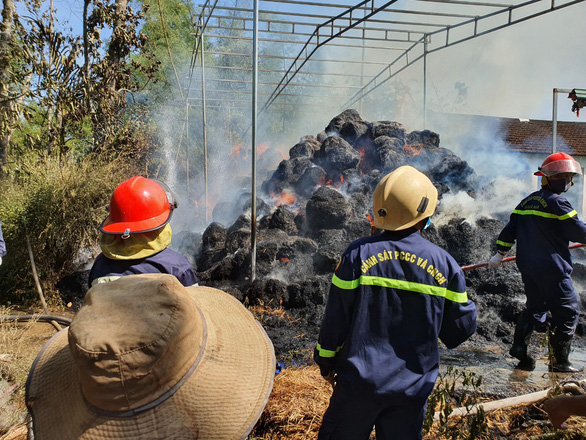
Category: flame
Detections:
[
  {"x1": 229, "y1": 143, "x2": 244, "y2": 158},
  {"x1": 229, "y1": 143, "x2": 250, "y2": 160},
  {"x1": 404, "y1": 143, "x2": 424, "y2": 156},
  {"x1": 367, "y1": 213, "x2": 375, "y2": 226},
  {"x1": 271, "y1": 190, "x2": 297, "y2": 207},
  {"x1": 357, "y1": 146, "x2": 367, "y2": 157},
  {"x1": 258, "y1": 143, "x2": 269, "y2": 155},
  {"x1": 340, "y1": 175, "x2": 344, "y2": 183},
  {"x1": 280, "y1": 257, "x2": 290, "y2": 263}
]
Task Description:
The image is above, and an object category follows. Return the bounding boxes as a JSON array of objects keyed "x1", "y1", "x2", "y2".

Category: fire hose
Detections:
[{"x1": 461, "y1": 243, "x2": 585, "y2": 271}]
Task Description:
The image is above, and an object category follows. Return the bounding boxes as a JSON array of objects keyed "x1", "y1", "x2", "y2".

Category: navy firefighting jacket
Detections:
[
  {"x1": 0, "y1": 219, "x2": 5, "y2": 257},
  {"x1": 88, "y1": 248, "x2": 198, "y2": 288},
  {"x1": 314, "y1": 228, "x2": 477, "y2": 403},
  {"x1": 495, "y1": 187, "x2": 586, "y2": 276}
]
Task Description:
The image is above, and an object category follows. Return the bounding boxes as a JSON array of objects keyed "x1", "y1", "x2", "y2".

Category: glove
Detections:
[
  {"x1": 488, "y1": 252, "x2": 505, "y2": 268},
  {"x1": 322, "y1": 370, "x2": 337, "y2": 389}
]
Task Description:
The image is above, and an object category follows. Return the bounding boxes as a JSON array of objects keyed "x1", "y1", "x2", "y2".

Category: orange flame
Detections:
[
  {"x1": 258, "y1": 143, "x2": 269, "y2": 155},
  {"x1": 271, "y1": 190, "x2": 297, "y2": 207},
  {"x1": 404, "y1": 143, "x2": 424, "y2": 156},
  {"x1": 229, "y1": 143, "x2": 244, "y2": 158},
  {"x1": 280, "y1": 257, "x2": 290, "y2": 263},
  {"x1": 367, "y1": 213, "x2": 375, "y2": 226}
]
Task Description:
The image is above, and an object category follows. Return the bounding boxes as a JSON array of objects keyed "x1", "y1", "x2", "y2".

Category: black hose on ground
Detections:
[{"x1": 0, "y1": 314, "x2": 72, "y2": 326}]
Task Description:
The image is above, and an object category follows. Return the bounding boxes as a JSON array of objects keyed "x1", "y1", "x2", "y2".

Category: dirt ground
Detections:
[{"x1": 2, "y1": 309, "x2": 586, "y2": 440}]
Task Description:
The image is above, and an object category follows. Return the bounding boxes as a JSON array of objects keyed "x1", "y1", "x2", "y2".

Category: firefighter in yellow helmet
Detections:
[
  {"x1": 489, "y1": 152, "x2": 586, "y2": 373},
  {"x1": 88, "y1": 176, "x2": 198, "y2": 288},
  {"x1": 314, "y1": 165, "x2": 477, "y2": 440}
]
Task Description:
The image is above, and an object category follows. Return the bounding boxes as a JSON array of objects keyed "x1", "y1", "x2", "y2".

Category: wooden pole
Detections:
[{"x1": 25, "y1": 234, "x2": 62, "y2": 331}]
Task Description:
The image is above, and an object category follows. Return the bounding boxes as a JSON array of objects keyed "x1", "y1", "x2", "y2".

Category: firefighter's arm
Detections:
[
  {"x1": 495, "y1": 216, "x2": 517, "y2": 254},
  {"x1": 313, "y1": 250, "x2": 357, "y2": 377},
  {"x1": 439, "y1": 268, "x2": 477, "y2": 348},
  {"x1": 313, "y1": 282, "x2": 354, "y2": 376},
  {"x1": 559, "y1": 203, "x2": 586, "y2": 244},
  {"x1": 439, "y1": 299, "x2": 477, "y2": 348}
]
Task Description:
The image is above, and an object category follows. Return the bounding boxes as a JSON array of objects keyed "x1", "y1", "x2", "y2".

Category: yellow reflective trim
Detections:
[
  {"x1": 496, "y1": 240, "x2": 514, "y2": 248},
  {"x1": 332, "y1": 274, "x2": 360, "y2": 289},
  {"x1": 331, "y1": 274, "x2": 468, "y2": 303},
  {"x1": 560, "y1": 210, "x2": 578, "y2": 220},
  {"x1": 316, "y1": 342, "x2": 342, "y2": 358},
  {"x1": 513, "y1": 209, "x2": 577, "y2": 220}
]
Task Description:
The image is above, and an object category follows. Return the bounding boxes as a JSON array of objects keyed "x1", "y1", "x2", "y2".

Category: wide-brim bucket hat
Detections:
[{"x1": 25, "y1": 274, "x2": 275, "y2": 440}]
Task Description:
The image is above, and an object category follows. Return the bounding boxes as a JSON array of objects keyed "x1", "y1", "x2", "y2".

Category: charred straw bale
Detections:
[
  {"x1": 406, "y1": 129, "x2": 440, "y2": 149},
  {"x1": 372, "y1": 120, "x2": 406, "y2": 141},
  {"x1": 263, "y1": 157, "x2": 313, "y2": 195},
  {"x1": 295, "y1": 165, "x2": 327, "y2": 198},
  {"x1": 305, "y1": 186, "x2": 353, "y2": 232},
  {"x1": 289, "y1": 140, "x2": 320, "y2": 159},
  {"x1": 370, "y1": 143, "x2": 410, "y2": 174},
  {"x1": 338, "y1": 119, "x2": 372, "y2": 144},
  {"x1": 201, "y1": 222, "x2": 227, "y2": 250},
  {"x1": 314, "y1": 136, "x2": 361, "y2": 177},
  {"x1": 259, "y1": 206, "x2": 299, "y2": 235},
  {"x1": 286, "y1": 275, "x2": 330, "y2": 308},
  {"x1": 312, "y1": 229, "x2": 351, "y2": 274},
  {"x1": 324, "y1": 108, "x2": 363, "y2": 135},
  {"x1": 246, "y1": 278, "x2": 289, "y2": 307}
]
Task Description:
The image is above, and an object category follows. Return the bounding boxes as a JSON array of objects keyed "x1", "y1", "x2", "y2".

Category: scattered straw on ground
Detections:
[{"x1": 250, "y1": 364, "x2": 331, "y2": 439}]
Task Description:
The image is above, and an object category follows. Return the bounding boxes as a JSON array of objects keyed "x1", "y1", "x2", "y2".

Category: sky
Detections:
[{"x1": 44, "y1": 0, "x2": 586, "y2": 124}]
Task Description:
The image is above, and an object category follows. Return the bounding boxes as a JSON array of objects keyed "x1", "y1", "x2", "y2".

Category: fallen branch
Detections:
[
  {"x1": 25, "y1": 234, "x2": 62, "y2": 331},
  {"x1": 434, "y1": 389, "x2": 551, "y2": 421}
]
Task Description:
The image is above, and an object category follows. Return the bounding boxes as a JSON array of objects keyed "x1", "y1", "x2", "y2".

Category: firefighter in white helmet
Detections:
[
  {"x1": 314, "y1": 165, "x2": 477, "y2": 440},
  {"x1": 489, "y1": 152, "x2": 586, "y2": 373}
]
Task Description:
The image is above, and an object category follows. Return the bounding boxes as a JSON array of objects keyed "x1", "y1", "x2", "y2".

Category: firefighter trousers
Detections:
[{"x1": 318, "y1": 379, "x2": 426, "y2": 440}]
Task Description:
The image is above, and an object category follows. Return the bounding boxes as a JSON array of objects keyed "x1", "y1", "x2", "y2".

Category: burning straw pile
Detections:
[{"x1": 189, "y1": 108, "x2": 547, "y2": 369}]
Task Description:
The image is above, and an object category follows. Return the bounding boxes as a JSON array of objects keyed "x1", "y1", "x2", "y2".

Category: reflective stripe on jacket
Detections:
[
  {"x1": 496, "y1": 188, "x2": 586, "y2": 275},
  {"x1": 314, "y1": 229, "x2": 477, "y2": 402}
]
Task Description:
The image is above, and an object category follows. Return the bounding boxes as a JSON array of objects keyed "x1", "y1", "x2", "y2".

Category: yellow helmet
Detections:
[{"x1": 373, "y1": 166, "x2": 438, "y2": 231}]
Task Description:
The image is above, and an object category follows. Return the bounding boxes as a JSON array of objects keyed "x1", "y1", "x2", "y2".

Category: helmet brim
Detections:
[{"x1": 100, "y1": 210, "x2": 173, "y2": 235}]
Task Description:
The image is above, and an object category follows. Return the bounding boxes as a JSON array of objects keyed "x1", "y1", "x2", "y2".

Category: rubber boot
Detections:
[
  {"x1": 509, "y1": 315, "x2": 536, "y2": 371},
  {"x1": 549, "y1": 335, "x2": 583, "y2": 373}
]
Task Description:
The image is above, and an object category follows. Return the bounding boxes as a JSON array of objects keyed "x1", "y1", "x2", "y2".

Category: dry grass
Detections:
[
  {"x1": 250, "y1": 365, "x2": 332, "y2": 439},
  {"x1": 0, "y1": 308, "x2": 59, "y2": 437}
]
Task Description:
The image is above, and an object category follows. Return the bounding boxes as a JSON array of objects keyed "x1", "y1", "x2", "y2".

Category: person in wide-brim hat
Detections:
[{"x1": 25, "y1": 273, "x2": 275, "y2": 440}]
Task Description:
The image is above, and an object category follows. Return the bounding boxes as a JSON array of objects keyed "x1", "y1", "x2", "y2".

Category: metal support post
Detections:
[
  {"x1": 200, "y1": 25, "x2": 209, "y2": 224},
  {"x1": 552, "y1": 88, "x2": 572, "y2": 153},
  {"x1": 251, "y1": 0, "x2": 259, "y2": 282}
]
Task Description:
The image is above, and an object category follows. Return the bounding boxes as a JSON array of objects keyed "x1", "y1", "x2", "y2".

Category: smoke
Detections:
[{"x1": 161, "y1": 0, "x2": 586, "y2": 236}]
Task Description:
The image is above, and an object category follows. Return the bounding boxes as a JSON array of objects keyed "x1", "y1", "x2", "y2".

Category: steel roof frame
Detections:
[
  {"x1": 190, "y1": 0, "x2": 586, "y2": 122},
  {"x1": 187, "y1": 0, "x2": 585, "y2": 281}
]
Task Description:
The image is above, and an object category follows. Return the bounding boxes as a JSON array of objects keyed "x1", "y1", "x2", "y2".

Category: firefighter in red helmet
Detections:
[
  {"x1": 489, "y1": 152, "x2": 586, "y2": 372},
  {"x1": 89, "y1": 176, "x2": 198, "y2": 288}
]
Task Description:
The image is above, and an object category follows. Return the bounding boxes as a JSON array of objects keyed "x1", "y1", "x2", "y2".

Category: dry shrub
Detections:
[{"x1": 251, "y1": 365, "x2": 331, "y2": 439}]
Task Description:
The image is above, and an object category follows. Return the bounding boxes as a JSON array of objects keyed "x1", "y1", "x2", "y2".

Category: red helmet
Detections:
[
  {"x1": 100, "y1": 176, "x2": 176, "y2": 236},
  {"x1": 534, "y1": 152, "x2": 582, "y2": 177}
]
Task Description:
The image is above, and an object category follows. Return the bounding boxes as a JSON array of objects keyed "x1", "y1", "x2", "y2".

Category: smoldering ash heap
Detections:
[{"x1": 185, "y1": 109, "x2": 586, "y2": 365}]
